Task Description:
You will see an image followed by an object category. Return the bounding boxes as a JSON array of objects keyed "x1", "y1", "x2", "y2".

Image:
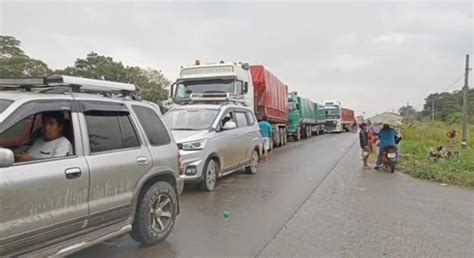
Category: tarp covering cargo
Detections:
[
  {"x1": 298, "y1": 97, "x2": 316, "y2": 123},
  {"x1": 341, "y1": 108, "x2": 355, "y2": 123},
  {"x1": 250, "y1": 65, "x2": 288, "y2": 123},
  {"x1": 314, "y1": 103, "x2": 326, "y2": 123}
]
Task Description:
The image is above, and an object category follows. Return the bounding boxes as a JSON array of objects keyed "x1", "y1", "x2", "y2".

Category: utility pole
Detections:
[
  {"x1": 461, "y1": 54, "x2": 470, "y2": 149},
  {"x1": 432, "y1": 98, "x2": 435, "y2": 122}
]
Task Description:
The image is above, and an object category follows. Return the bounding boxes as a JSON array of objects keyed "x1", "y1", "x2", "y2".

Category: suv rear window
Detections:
[
  {"x1": 0, "y1": 99, "x2": 13, "y2": 113},
  {"x1": 85, "y1": 111, "x2": 140, "y2": 153},
  {"x1": 132, "y1": 105, "x2": 170, "y2": 146}
]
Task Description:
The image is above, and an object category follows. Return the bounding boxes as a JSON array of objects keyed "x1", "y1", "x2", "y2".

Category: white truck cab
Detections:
[{"x1": 170, "y1": 61, "x2": 254, "y2": 109}]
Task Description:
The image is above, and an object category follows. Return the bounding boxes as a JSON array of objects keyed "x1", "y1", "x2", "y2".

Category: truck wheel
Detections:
[
  {"x1": 245, "y1": 149, "x2": 259, "y2": 174},
  {"x1": 131, "y1": 181, "x2": 177, "y2": 245},
  {"x1": 279, "y1": 128, "x2": 284, "y2": 146},
  {"x1": 283, "y1": 129, "x2": 287, "y2": 145},
  {"x1": 201, "y1": 158, "x2": 218, "y2": 191},
  {"x1": 296, "y1": 128, "x2": 301, "y2": 141}
]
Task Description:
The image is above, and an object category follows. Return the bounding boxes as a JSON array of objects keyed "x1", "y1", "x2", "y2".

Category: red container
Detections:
[
  {"x1": 341, "y1": 108, "x2": 355, "y2": 123},
  {"x1": 250, "y1": 65, "x2": 288, "y2": 124}
]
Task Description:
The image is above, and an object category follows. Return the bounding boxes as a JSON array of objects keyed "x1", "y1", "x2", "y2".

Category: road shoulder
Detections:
[{"x1": 259, "y1": 143, "x2": 474, "y2": 257}]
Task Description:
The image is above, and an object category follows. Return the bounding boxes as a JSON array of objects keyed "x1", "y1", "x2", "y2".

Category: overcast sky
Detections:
[{"x1": 1, "y1": 0, "x2": 472, "y2": 116}]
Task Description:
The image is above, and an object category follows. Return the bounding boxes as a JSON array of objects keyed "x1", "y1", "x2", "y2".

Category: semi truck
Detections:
[
  {"x1": 323, "y1": 100, "x2": 355, "y2": 133},
  {"x1": 169, "y1": 61, "x2": 288, "y2": 147},
  {"x1": 287, "y1": 92, "x2": 314, "y2": 140},
  {"x1": 312, "y1": 103, "x2": 327, "y2": 135}
]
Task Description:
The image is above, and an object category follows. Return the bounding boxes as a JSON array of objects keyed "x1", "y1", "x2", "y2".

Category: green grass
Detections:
[{"x1": 399, "y1": 121, "x2": 474, "y2": 188}]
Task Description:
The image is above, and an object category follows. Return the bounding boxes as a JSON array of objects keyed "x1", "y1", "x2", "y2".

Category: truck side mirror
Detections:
[
  {"x1": 170, "y1": 82, "x2": 176, "y2": 98},
  {"x1": 0, "y1": 148, "x2": 15, "y2": 168},
  {"x1": 243, "y1": 82, "x2": 249, "y2": 94}
]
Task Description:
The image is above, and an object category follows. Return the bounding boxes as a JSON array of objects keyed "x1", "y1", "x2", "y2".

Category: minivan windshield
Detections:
[
  {"x1": 0, "y1": 99, "x2": 13, "y2": 113},
  {"x1": 163, "y1": 109, "x2": 219, "y2": 130},
  {"x1": 174, "y1": 79, "x2": 235, "y2": 100}
]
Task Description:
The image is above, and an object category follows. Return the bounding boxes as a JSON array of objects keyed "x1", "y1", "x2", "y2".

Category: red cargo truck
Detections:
[{"x1": 250, "y1": 65, "x2": 289, "y2": 147}]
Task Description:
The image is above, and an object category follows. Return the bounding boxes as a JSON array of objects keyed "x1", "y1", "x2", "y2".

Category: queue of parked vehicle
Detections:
[{"x1": 0, "y1": 61, "x2": 355, "y2": 256}]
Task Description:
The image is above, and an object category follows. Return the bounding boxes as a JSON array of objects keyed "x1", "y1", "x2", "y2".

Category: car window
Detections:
[
  {"x1": 132, "y1": 105, "x2": 171, "y2": 146},
  {"x1": 246, "y1": 111, "x2": 256, "y2": 125},
  {"x1": 85, "y1": 111, "x2": 140, "y2": 153},
  {"x1": 0, "y1": 99, "x2": 13, "y2": 113},
  {"x1": 220, "y1": 110, "x2": 235, "y2": 130},
  {"x1": 235, "y1": 112, "x2": 248, "y2": 127}
]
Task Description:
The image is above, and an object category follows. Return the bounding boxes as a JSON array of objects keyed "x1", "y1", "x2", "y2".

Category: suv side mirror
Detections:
[
  {"x1": 222, "y1": 121, "x2": 237, "y2": 130},
  {"x1": 0, "y1": 148, "x2": 15, "y2": 168},
  {"x1": 243, "y1": 82, "x2": 249, "y2": 94}
]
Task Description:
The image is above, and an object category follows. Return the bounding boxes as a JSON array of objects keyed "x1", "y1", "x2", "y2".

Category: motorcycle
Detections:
[{"x1": 381, "y1": 146, "x2": 398, "y2": 173}]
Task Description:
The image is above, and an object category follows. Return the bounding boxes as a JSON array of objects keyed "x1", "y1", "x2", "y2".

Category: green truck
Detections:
[{"x1": 287, "y1": 92, "x2": 326, "y2": 141}]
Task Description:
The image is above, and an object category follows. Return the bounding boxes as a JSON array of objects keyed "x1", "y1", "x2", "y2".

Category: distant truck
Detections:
[
  {"x1": 169, "y1": 61, "x2": 288, "y2": 148},
  {"x1": 323, "y1": 100, "x2": 355, "y2": 132},
  {"x1": 287, "y1": 92, "x2": 325, "y2": 141}
]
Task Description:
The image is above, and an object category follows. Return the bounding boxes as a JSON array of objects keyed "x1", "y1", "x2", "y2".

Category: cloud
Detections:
[{"x1": 329, "y1": 55, "x2": 374, "y2": 72}]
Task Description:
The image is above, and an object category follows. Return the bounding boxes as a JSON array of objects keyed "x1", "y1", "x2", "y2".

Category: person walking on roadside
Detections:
[
  {"x1": 359, "y1": 122, "x2": 370, "y2": 170},
  {"x1": 374, "y1": 124, "x2": 397, "y2": 170},
  {"x1": 258, "y1": 119, "x2": 272, "y2": 161}
]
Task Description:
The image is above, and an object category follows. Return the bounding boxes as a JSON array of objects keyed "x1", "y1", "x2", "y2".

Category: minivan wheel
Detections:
[
  {"x1": 131, "y1": 181, "x2": 177, "y2": 245},
  {"x1": 246, "y1": 149, "x2": 259, "y2": 174},
  {"x1": 201, "y1": 159, "x2": 218, "y2": 191}
]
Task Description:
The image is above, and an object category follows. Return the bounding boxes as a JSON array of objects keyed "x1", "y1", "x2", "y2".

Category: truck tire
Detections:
[
  {"x1": 296, "y1": 127, "x2": 301, "y2": 141},
  {"x1": 283, "y1": 129, "x2": 287, "y2": 145},
  {"x1": 131, "y1": 181, "x2": 177, "y2": 245}
]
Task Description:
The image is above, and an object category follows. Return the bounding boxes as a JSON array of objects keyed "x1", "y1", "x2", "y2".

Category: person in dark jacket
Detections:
[{"x1": 359, "y1": 122, "x2": 370, "y2": 169}]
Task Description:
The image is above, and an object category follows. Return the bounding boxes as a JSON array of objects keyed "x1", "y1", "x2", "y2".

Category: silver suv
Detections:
[
  {"x1": 163, "y1": 102, "x2": 262, "y2": 191},
  {"x1": 0, "y1": 76, "x2": 183, "y2": 256}
]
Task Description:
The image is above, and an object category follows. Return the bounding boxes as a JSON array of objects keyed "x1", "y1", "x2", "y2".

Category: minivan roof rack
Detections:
[{"x1": 0, "y1": 75, "x2": 141, "y2": 99}]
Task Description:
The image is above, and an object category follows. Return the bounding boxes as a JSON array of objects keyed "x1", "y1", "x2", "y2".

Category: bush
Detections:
[{"x1": 399, "y1": 121, "x2": 474, "y2": 188}]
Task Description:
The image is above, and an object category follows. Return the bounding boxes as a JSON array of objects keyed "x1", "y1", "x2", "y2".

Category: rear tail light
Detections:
[{"x1": 178, "y1": 151, "x2": 183, "y2": 175}]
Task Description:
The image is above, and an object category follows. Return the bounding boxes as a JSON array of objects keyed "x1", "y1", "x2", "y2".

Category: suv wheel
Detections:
[
  {"x1": 246, "y1": 149, "x2": 259, "y2": 174},
  {"x1": 201, "y1": 159, "x2": 218, "y2": 191},
  {"x1": 131, "y1": 181, "x2": 177, "y2": 245}
]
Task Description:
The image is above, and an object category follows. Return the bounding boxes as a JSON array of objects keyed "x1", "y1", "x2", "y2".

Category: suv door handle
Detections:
[
  {"x1": 137, "y1": 157, "x2": 149, "y2": 166},
  {"x1": 65, "y1": 168, "x2": 82, "y2": 179}
]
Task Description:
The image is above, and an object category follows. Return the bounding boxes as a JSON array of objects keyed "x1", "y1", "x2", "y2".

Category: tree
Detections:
[
  {"x1": 398, "y1": 105, "x2": 420, "y2": 120},
  {"x1": 0, "y1": 35, "x2": 51, "y2": 77},
  {"x1": 58, "y1": 52, "x2": 170, "y2": 103},
  {"x1": 421, "y1": 89, "x2": 473, "y2": 124}
]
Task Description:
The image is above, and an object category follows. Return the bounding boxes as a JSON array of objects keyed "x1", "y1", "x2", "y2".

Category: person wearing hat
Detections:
[{"x1": 359, "y1": 122, "x2": 370, "y2": 169}]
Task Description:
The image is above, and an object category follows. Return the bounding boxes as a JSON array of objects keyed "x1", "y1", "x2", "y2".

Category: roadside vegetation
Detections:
[{"x1": 399, "y1": 121, "x2": 474, "y2": 188}]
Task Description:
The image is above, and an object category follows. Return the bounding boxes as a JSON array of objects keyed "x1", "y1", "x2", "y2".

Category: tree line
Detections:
[
  {"x1": 398, "y1": 89, "x2": 473, "y2": 124},
  {"x1": 0, "y1": 35, "x2": 169, "y2": 103}
]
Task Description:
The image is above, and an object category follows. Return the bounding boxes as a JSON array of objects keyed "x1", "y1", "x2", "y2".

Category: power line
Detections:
[{"x1": 439, "y1": 73, "x2": 465, "y2": 93}]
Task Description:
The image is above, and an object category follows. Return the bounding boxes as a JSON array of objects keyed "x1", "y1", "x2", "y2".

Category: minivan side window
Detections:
[
  {"x1": 132, "y1": 105, "x2": 171, "y2": 146},
  {"x1": 85, "y1": 111, "x2": 140, "y2": 153},
  {"x1": 235, "y1": 112, "x2": 249, "y2": 127},
  {"x1": 246, "y1": 111, "x2": 256, "y2": 125}
]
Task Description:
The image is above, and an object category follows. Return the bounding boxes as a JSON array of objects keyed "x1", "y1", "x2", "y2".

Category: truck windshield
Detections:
[
  {"x1": 174, "y1": 79, "x2": 235, "y2": 99},
  {"x1": 163, "y1": 109, "x2": 219, "y2": 130},
  {"x1": 0, "y1": 99, "x2": 13, "y2": 113},
  {"x1": 326, "y1": 109, "x2": 340, "y2": 119}
]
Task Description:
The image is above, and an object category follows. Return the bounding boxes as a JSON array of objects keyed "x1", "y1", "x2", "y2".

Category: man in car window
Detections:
[{"x1": 15, "y1": 111, "x2": 73, "y2": 162}]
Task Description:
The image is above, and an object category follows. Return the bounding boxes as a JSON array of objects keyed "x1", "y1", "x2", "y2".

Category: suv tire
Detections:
[
  {"x1": 245, "y1": 149, "x2": 259, "y2": 174},
  {"x1": 201, "y1": 158, "x2": 218, "y2": 191},
  {"x1": 131, "y1": 181, "x2": 177, "y2": 245}
]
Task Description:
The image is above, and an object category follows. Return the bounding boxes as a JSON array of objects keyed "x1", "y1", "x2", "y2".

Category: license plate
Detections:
[{"x1": 387, "y1": 153, "x2": 396, "y2": 158}]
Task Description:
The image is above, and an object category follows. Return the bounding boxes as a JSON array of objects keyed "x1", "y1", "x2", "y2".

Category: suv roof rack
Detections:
[
  {"x1": 0, "y1": 75, "x2": 141, "y2": 99},
  {"x1": 187, "y1": 93, "x2": 247, "y2": 106}
]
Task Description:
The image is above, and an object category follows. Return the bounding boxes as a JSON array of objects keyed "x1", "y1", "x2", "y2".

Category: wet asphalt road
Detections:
[{"x1": 74, "y1": 133, "x2": 358, "y2": 257}]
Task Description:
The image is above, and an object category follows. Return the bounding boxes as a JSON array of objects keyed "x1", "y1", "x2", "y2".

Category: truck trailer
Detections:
[{"x1": 287, "y1": 92, "x2": 316, "y2": 141}]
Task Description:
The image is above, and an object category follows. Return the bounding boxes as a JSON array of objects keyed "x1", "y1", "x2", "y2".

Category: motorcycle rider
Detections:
[{"x1": 374, "y1": 124, "x2": 397, "y2": 170}]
